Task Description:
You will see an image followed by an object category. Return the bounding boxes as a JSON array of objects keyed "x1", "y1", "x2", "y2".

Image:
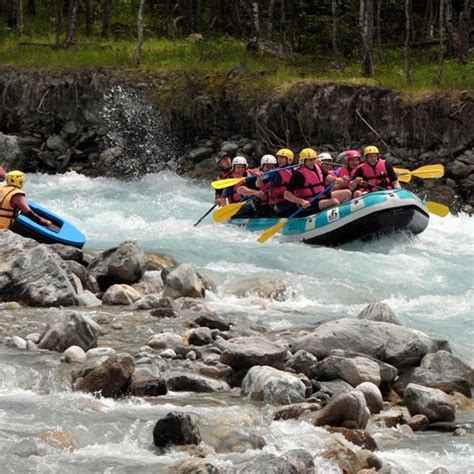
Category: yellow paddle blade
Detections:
[
  {"x1": 426, "y1": 201, "x2": 449, "y2": 217},
  {"x1": 212, "y1": 202, "x2": 245, "y2": 223},
  {"x1": 394, "y1": 167, "x2": 412, "y2": 183},
  {"x1": 257, "y1": 218, "x2": 288, "y2": 244},
  {"x1": 211, "y1": 177, "x2": 245, "y2": 190},
  {"x1": 411, "y1": 164, "x2": 444, "y2": 179}
]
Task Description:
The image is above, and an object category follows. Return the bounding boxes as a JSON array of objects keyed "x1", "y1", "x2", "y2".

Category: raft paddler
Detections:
[
  {"x1": 214, "y1": 152, "x2": 233, "y2": 206},
  {"x1": 0, "y1": 170, "x2": 51, "y2": 230},
  {"x1": 283, "y1": 148, "x2": 340, "y2": 216},
  {"x1": 318, "y1": 153, "x2": 352, "y2": 203},
  {"x1": 334, "y1": 150, "x2": 364, "y2": 198},
  {"x1": 352, "y1": 145, "x2": 401, "y2": 194},
  {"x1": 0, "y1": 165, "x2": 5, "y2": 182},
  {"x1": 237, "y1": 154, "x2": 277, "y2": 216}
]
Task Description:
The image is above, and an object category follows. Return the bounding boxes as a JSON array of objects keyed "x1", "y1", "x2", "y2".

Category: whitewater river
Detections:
[{"x1": 1, "y1": 172, "x2": 473, "y2": 473}]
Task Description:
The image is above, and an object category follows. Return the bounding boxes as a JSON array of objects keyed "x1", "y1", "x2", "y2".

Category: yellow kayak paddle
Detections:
[
  {"x1": 213, "y1": 197, "x2": 257, "y2": 223},
  {"x1": 211, "y1": 177, "x2": 245, "y2": 190},
  {"x1": 425, "y1": 201, "x2": 449, "y2": 217},
  {"x1": 394, "y1": 164, "x2": 444, "y2": 182}
]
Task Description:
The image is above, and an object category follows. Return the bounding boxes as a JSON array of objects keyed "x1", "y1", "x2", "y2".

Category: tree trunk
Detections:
[
  {"x1": 375, "y1": 0, "x2": 382, "y2": 54},
  {"x1": 55, "y1": 0, "x2": 63, "y2": 48},
  {"x1": 457, "y1": 0, "x2": 472, "y2": 63},
  {"x1": 360, "y1": 0, "x2": 374, "y2": 77},
  {"x1": 445, "y1": 0, "x2": 455, "y2": 57},
  {"x1": 331, "y1": 0, "x2": 338, "y2": 56},
  {"x1": 133, "y1": 0, "x2": 145, "y2": 67},
  {"x1": 65, "y1": 0, "x2": 78, "y2": 48},
  {"x1": 267, "y1": 0, "x2": 275, "y2": 38},
  {"x1": 280, "y1": 0, "x2": 287, "y2": 43},
  {"x1": 424, "y1": 0, "x2": 436, "y2": 38},
  {"x1": 102, "y1": 0, "x2": 112, "y2": 38},
  {"x1": 404, "y1": 0, "x2": 412, "y2": 85},
  {"x1": 251, "y1": 1, "x2": 260, "y2": 39},
  {"x1": 15, "y1": 0, "x2": 23, "y2": 35},
  {"x1": 436, "y1": 0, "x2": 446, "y2": 85}
]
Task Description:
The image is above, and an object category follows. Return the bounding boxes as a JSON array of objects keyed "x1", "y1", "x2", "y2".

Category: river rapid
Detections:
[{"x1": 0, "y1": 171, "x2": 473, "y2": 473}]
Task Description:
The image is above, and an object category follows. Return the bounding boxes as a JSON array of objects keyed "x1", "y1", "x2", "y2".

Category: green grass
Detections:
[{"x1": 0, "y1": 35, "x2": 473, "y2": 92}]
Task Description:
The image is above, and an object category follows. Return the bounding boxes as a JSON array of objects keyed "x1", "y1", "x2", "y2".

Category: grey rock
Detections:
[
  {"x1": 225, "y1": 276, "x2": 293, "y2": 301},
  {"x1": 285, "y1": 350, "x2": 318, "y2": 377},
  {"x1": 162, "y1": 264, "x2": 207, "y2": 299},
  {"x1": 420, "y1": 350, "x2": 474, "y2": 386},
  {"x1": 153, "y1": 412, "x2": 201, "y2": 450},
  {"x1": 234, "y1": 453, "x2": 295, "y2": 474},
  {"x1": 38, "y1": 311, "x2": 100, "y2": 352},
  {"x1": 129, "y1": 367, "x2": 167, "y2": 396},
  {"x1": 98, "y1": 146, "x2": 126, "y2": 166},
  {"x1": 188, "y1": 146, "x2": 214, "y2": 163},
  {"x1": 102, "y1": 284, "x2": 142, "y2": 305},
  {"x1": 220, "y1": 336, "x2": 288, "y2": 370},
  {"x1": 290, "y1": 318, "x2": 449, "y2": 368},
  {"x1": 356, "y1": 302, "x2": 401, "y2": 325},
  {"x1": 195, "y1": 314, "x2": 231, "y2": 331},
  {"x1": 77, "y1": 290, "x2": 102, "y2": 307},
  {"x1": 46, "y1": 134, "x2": 67, "y2": 151},
  {"x1": 63, "y1": 345, "x2": 87, "y2": 363},
  {"x1": 0, "y1": 132, "x2": 24, "y2": 169},
  {"x1": 241, "y1": 365, "x2": 306, "y2": 405},
  {"x1": 12, "y1": 335, "x2": 27, "y2": 350},
  {"x1": 188, "y1": 327, "x2": 213, "y2": 346},
  {"x1": 166, "y1": 372, "x2": 230, "y2": 393},
  {"x1": 147, "y1": 332, "x2": 185, "y2": 352},
  {"x1": 404, "y1": 383, "x2": 456, "y2": 422},
  {"x1": 220, "y1": 141, "x2": 239, "y2": 154},
  {"x1": 87, "y1": 347, "x2": 115, "y2": 358},
  {"x1": 355, "y1": 381, "x2": 384, "y2": 414}
]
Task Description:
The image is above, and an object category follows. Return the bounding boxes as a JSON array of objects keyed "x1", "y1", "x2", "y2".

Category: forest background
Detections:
[{"x1": 0, "y1": 0, "x2": 472, "y2": 91}]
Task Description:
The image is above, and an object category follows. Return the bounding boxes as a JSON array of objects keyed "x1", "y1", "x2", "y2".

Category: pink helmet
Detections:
[{"x1": 345, "y1": 150, "x2": 362, "y2": 164}]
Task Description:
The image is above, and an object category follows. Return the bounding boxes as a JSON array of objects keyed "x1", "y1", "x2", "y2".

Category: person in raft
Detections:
[
  {"x1": 318, "y1": 152, "x2": 352, "y2": 203},
  {"x1": 334, "y1": 149, "x2": 365, "y2": 198},
  {"x1": 214, "y1": 152, "x2": 233, "y2": 206},
  {"x1": 237, "y1": 154, "x2": 278, "y2": 216},
  {"x1": 0, "y1": 165, "x2": 5, "y2": 182},
  {"x1": 283, "y1": 148, "x2": 340, "y2": 216},
  {"x1": 0, "y1": 170, "x2": 52, "y2": 230},
  {"x1": 352, "y1": 145, "x2": 401, "y2": 194}
]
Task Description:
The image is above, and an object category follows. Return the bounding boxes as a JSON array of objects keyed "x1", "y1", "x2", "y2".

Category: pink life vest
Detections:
[
  {"x1": 228, "y1": 170, "x2": 248, "y2": 203},
  {"x1": 358, "y1": 159, "x2": 392, "y2": 192},
  {"x1": 337, "y1": 165, "x2": 357, "y2": 179},
  {"x1": 268, "y1": 169, "x2": 293, "y2": 206},
  {"x1": 293, "y1": 165, "x2": 325, "y2": 199}
]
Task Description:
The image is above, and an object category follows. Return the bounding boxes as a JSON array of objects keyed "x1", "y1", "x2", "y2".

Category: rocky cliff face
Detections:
[{"x1": 0, "y1": 68, "x2": 472, "y2": 209}]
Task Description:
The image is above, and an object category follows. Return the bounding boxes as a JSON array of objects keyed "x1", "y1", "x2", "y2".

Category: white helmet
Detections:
[
  {"x1": 318, "y1": 152, "x2": 333, "y2": 163},
  {"x1": 260, "y1": 154, "x2": 277, "y2": 166},
  {"x1": 232, "y1": 156, "x2": 248, "y2": 168}
]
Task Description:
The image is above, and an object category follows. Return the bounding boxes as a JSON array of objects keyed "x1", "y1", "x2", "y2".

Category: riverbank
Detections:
[
  {"x1": 0, "y1": 67, "x2": 473, "y2": 211},
  {"x1": 1, "y1": 228, "x2": 473, "y2": 472}
]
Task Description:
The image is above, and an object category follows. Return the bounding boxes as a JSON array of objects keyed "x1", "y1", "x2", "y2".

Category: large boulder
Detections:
[
  {"x1": 0, "y1": 132, "x2": 24, "y2": 169},
  {"x1": 241, "y1": 366, "x2": 306, "y2": 405},
  {"x1": 355, "y1": 382, "x2": 384, "y2": 414},
  {"x1": 393, "y1": 367, "x2": 471, "y2": 398},
  {"x1": 0, "y1": 232, "x2": 79, "y2": 306},
  {"x1": 356, "y1": 302, "x2": 401, "y2": 325},
  {"x1": 220, "y1": 336, "x2": 288, "y2": 371},
  {"x1": 290, "y1": 318, "x2": 450, "y2": 368},
  {"x1": 153, "y1": 412, "x2": 201, "y2": 451},
  {"x1": 310, "y1": 390, "x2": 370, "y2": 429},
  {"x1": 420, "y1": 350, "x2": 474, "y2": 386},
  {"x1": 73, "y1": 353, "x2": 135, "y2": 398},
  {"x1": 38, "y1": 311, "x2": 100, "y2": 352},
  {"x1": 102, "y1": 284, "x2": 142, "y2": 305},
  {"x1": 404, "y1": 383, "x2": 456, "y2": 422},
  {"x1": 129, "y1": 368, "x2": 168, "y2": 397},
  {"x1": 162, "y1": 264, "x2": 208, "y2": 299},
  {"x1": 88, "y1": 240, "x2": 146, "y2": 291}
]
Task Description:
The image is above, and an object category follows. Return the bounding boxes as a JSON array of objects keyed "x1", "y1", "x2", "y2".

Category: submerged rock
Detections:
[
  {"x1": 153, "y1": 412, "x2": 201, "y2": 451},
  {"x1": 225, "y1": 276, "x2": 294, "y2": 301}
]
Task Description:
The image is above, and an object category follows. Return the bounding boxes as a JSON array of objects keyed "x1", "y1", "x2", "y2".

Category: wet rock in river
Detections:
[
  {"x1": 241, "y1": 365, "x2": 306, "y2": 404},
  {"x1": 73, "y1": 352, "x2": 135, "y2": 398},
  {"x1": 188, "y1": 327, "x2": 213, "y2": 346},
  {"x1": 233, "y1": 453, "x2": 296, "y2": 474},
  {"x1": 162, "y1": 264, "x2": 205, "y2": 299},
  {"x1": 88, "y1": 240, "x2": 146, "y2": 291},
  {"x1": 146, "y1": 332, "x2": 186, "y2": 352},
  {"x1": 355, "y1": 382, "x2": 383, "y2": 414},
  {"x1": 131, "y1": 271, "x2": 164, "y2": 295},
  {"x1": 326, "y1": 427, "x2": 378, "y2": 451},
  {"x1": 282, "y1": 449, "x2": 315, "y2": 473},
  {"x1": 273, "y1": 402, "x2": 322, "y2": 421},
  {"x1": 290, "y1": 318, "x2": 450, "y2": 369},
  {"x1": 285, "y1": 349, "x2": 318, "y2": 377},
  {"x1": 403, "y1": 383, "x2": 456, "y2": 423},
  {"x1": 220, "y1": 336, "x2": 287, "y2": 370},
  {"x1": 166, "y1": 372, "x2": 230, "y2": 393},
  {"x1": 102, "y1": 284, "x2": 143, "y2": 305},
  {"x1": 145, "y1": 252, "x2": 177, "y2": 271},
  {"x1": 310, "y1": 390, "x2": 370, "y2": 429},
  {"x1": 356, "y1": 302, "x2": 401, "y2": 325},
  {"x1": 63, "y1": 345, "x2": 87, "y2": 363},
  {"x1": 129, "y1": 367, "x2": 167, "y2": 396},
  {"x1": 373, "y1": 406, "x2": 411, "y2": 428},
  {"x1": 153, "y1": 412, "x2": 201, "y2": 451},
  {"x1": 194, "y1": 313, "x2": 231, "y2": 332},
  {"x1": 38, "y1": 311, "x2": 100, "y2": 352},
  {"x1": 419, "y1": 350, "x2": 474, "y2": 386},
  {"x1": 174, "y1": 459, "x2": 227, "y2": 474},
  {"x1": 225, "y1": 276, "x2": 294, "y2": 301}
]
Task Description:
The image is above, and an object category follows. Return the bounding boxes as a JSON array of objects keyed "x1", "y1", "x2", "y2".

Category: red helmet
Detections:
[{"x1": 345, "y1": 150, "x2": 362, "y2": 164}]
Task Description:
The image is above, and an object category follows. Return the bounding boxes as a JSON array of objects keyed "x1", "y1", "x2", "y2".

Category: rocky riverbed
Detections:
[
  {"x1": 1, "y1": 231, "x2": 472, "y2": 473},
  {"x1": 0, "y1": 68, "x2": 473, "y2": 211}
]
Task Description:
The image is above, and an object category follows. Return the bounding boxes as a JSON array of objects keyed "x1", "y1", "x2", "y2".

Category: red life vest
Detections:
[
  {"x1": 293, "y1": 165, "x2": 325, "y2": 199},
  {"x1": 337, "y1": 165, "x2": 357, "y2": 179},
  {"x1": 217, "y1": 168, "x2": 232, "y2": 180},
  {"x1": 268, "y1": 169, "x2": 293, "y2": 206},
  {"x1": 358, "y1": 159, "x2": 392, "y2": 192},
  {"x1": 227, "y1": 170, "x2": 248, "y2": 203}
]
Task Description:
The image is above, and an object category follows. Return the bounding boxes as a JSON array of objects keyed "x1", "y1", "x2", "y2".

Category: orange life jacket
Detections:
[{"x1": 0, "y1": 186, "x2": 24, "y2": 229}]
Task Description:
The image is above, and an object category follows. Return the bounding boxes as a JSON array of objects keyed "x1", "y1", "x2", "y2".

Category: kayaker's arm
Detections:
[
  {"x1": 11, "y1": 194, "x2": 52, "y2": 227},
  {"x1": 284, "y1": 171, "x2": 310, "y2": 208},
  {"x1": 386, "y1": 163, "x2": 401, "y2": 189}
]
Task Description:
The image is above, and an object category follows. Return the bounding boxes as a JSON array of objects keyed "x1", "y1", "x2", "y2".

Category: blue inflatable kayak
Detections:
[
  {"x1": 229, "y1": 189, "x2": 429, "y2": 246},
  {"x1": 11, "y1": 200, "x2": 86, "y2": 249}
]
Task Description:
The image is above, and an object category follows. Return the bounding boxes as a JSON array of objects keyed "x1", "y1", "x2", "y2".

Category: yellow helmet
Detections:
[
  {"x1": 299, "y1": 148, "x2": 318, "y2": 162},
  {"x1": 276, "y1": 148, "x2": 294, "y2": 163},
  {"x1": 7, "y1": 170, "x2": 26, "y2": 188},
  {"x1": 364, "y1": 145, "x2": 380, "y2": 156}
]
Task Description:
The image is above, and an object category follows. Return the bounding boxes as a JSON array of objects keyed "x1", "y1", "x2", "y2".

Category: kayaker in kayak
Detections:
[
  {"x1": 214, "y1": 152, "x2": 233, "y2": 206},
  {"x1": 283, "y1": 148, "x2": 340, "y2": 216},
  {"x1": 0, "y1": 170, "x2": 52, "y2": 230},
  {"x1": 352, "y1": 145, "x2": 401, "y2": 194}
]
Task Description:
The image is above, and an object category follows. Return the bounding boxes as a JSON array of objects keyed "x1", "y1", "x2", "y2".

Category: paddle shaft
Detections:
[
  {"x1": 287, "y1": 183, "x2": 336, "y2": 219},
  {"x1": 194, "y1": 203, "x2": 218, "y2": 227}
]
